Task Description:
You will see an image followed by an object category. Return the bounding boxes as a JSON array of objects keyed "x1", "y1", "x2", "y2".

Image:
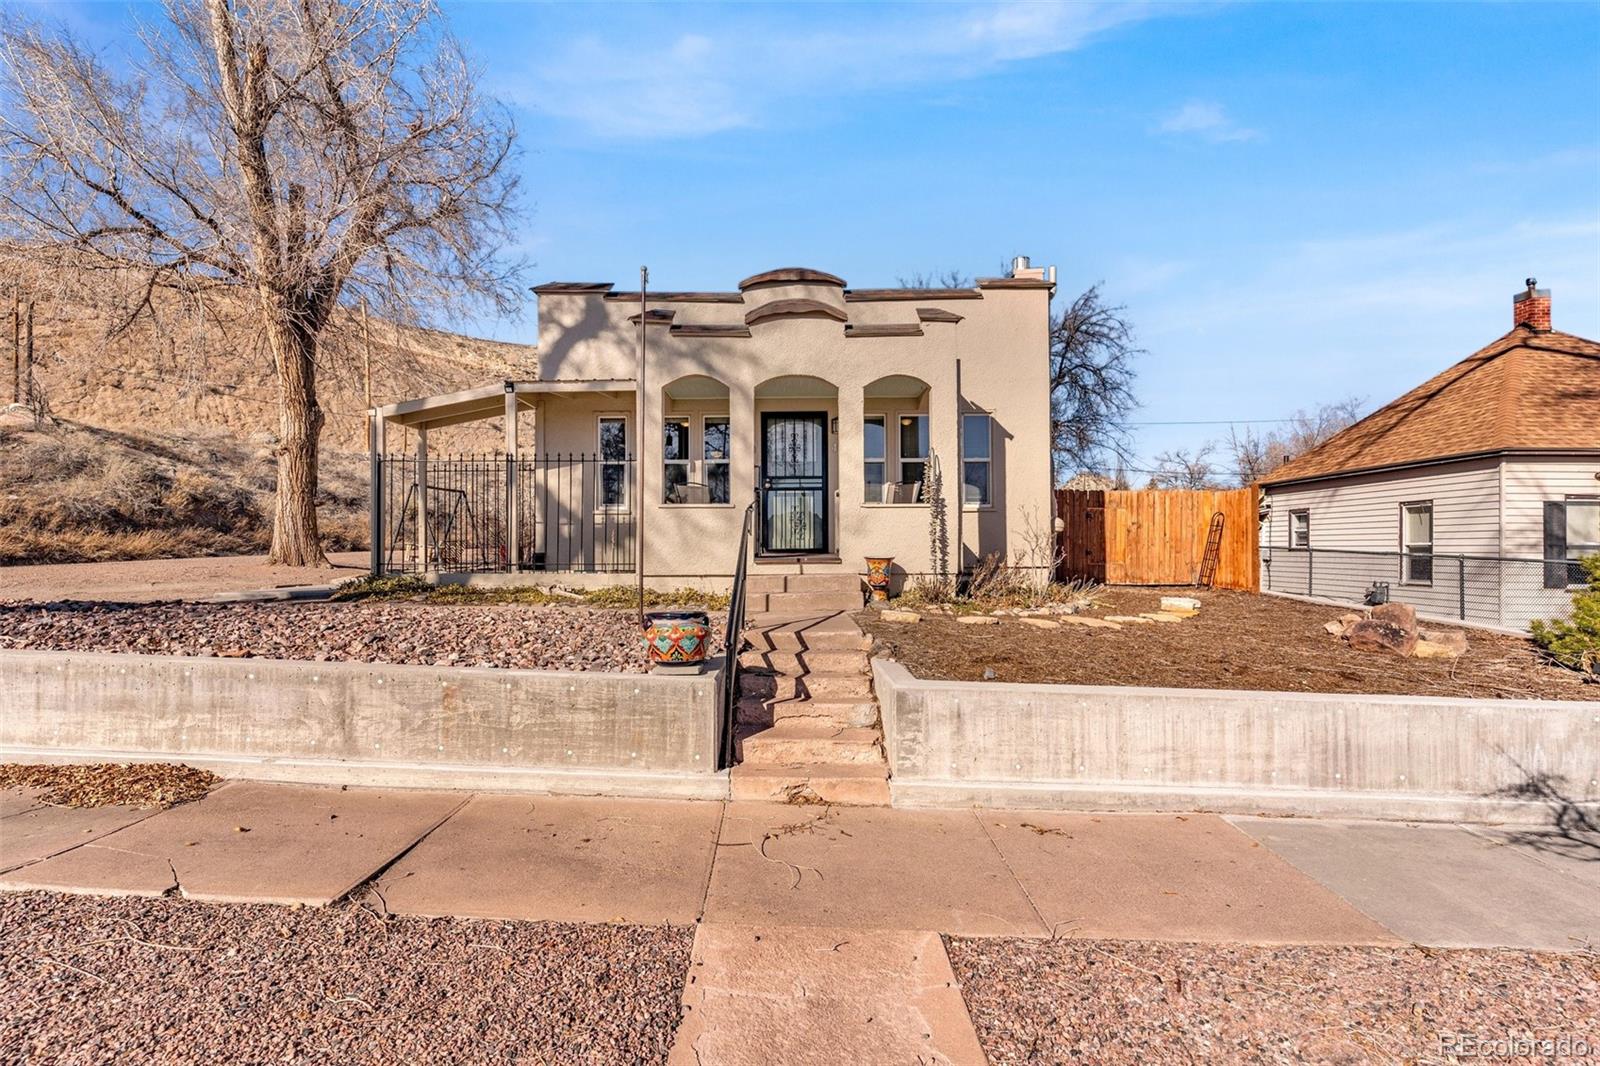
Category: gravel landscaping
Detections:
[
  {"x1": 863, "y1": 587, "x2": 1593, "y2": 700},
  {"x1": 0, "y1": 599, "x2": 726, "y2": 673},
  {"x1": 1, "y1": 892, "x2": 694, "y2": 1065},
  {"x1": 946, "y1": 936, "x2": 1600, "y2": 1065}
]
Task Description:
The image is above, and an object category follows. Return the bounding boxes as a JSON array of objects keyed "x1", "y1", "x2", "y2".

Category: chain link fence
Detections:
[{"x1": 1260, "y1": 546, "x2": 1582, "y2": 633}]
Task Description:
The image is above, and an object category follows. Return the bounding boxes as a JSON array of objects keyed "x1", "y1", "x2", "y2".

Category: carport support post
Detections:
[
  {"x1": 369, "y1": 413, "x2": 385, "y2": 575},
  {"x1": 505, "y1": 383, "x2": 520, "y2": 571},
  {"x1": 416, "y1": 425, "x2": 430, "y2": 573}
]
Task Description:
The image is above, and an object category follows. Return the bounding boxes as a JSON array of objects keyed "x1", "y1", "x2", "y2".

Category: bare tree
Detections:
[
  {"x1": 1148, "y1": 444, "x2": 1220, "y2": 489},
  {"x1": 0, "y1": 0, "x2": 522, "y2": 565},
  {"x1": 896, "y1": 269, "x2": 973, "y2": 290},
  {"x1": 1050, "y1": 284, "x2": 1140, "y2": 482},
  {"x1": 1222, "y1": 397, "x2": 1364, "y2": 484}
]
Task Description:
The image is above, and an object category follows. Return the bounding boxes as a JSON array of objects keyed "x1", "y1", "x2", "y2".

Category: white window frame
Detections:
[
  {"x1": 896, "y1": 412, "x2": 930, "y2": 504},
  {"x1": 863, "y1": 414, "x2": 887, "y2": 504},
  {"x1": 1288, "y1": 509, "x2": 1310, "y2": 550},
  {"x1": 703, "y1": 415, "x2": 731, "y2": 506},
  {"x1": 1400, "y1": 500, "x2": 1433, "y2": 586},
  {"x1": 662, "y1": 415, "x2": 691, "y2": 504},
  {"x1": 961, "y1": 413, "x2": 992, "y2": 510},
  {"x1": 1563, "y1": 496, "x2": 1600, "y2": 586},
  {"x1": 596, "y1": 414, "x2": 631, "y2": 513}
]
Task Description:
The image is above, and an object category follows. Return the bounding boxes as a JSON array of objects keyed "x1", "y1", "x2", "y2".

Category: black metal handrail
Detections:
[{"x1": 719, "y1": 491, "x2": 756, "y2": 770}]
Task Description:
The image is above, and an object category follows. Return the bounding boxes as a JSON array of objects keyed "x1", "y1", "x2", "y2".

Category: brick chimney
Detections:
[{"x1": 1512, "y1": 278, "x2": 1551, "y2": 331}]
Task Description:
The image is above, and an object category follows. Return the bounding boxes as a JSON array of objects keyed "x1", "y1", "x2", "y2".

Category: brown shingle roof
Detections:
[{"x1": 1263, "y1": 326, "x2": 1600, "y2": 486}]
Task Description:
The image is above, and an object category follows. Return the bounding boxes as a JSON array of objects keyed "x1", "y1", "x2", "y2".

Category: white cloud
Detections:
[
  {"x1": 500, "y1": 3, "x2": 1181, "y2": 139},
  {"x1": 1157, "y1": 100, "x2": 1261, "y2": 143}
]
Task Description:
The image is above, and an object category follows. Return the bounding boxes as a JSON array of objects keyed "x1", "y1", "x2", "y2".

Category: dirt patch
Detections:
[
  {"x1": 861, "y1": 588, "x2": 1593, "y2": 700},
  {"x1": 0, "y1": 892, "x2": 692, "y2": 1065},
  {"x1": 946, "y1": 936, "x2": 1599, "y2": 1065},
  {"x1": 0, "y1": 599, "x2": 725, "y2": 672},
  {"x1": 0, "y1": 763, "x2": 219, "y2": 808}
]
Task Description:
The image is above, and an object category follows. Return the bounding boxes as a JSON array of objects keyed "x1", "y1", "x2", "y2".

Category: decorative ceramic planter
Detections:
[
  {"x1": 642, "y1": 610, "x2": 711, "y2": 674},
  {"x1": 865, "y1": 556, "x2": 895, "y2": 602}
]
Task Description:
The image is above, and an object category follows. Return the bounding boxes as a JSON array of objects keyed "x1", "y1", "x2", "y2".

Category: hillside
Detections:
[{"x1": 2, "y1": 292, "x2": 536, "y2": 566}]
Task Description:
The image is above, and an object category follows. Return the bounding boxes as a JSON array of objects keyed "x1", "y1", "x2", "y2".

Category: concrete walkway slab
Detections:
[
  {"x1": 1230, "y1": 817, "x2": 1600, "y2": 951},
  {"x1": 704, "y1": 803, "x2": 1044, "y2": 935},
  {"x1": 668, "y1": 925, "x2": 986, "y2": 1066},
  {"x1": 0, "y1": 800, "x2": 155, "y2": 873},
  {"x1": 0, "y1": 787, "x2": 46, "y2": 819},
  {"x1": 1, "y1": 551, "x2": 367, "y2": 603},
  {"x1": 979, "y1": 811, "x2": 1398, "y2": 945},
  {"x1": 0, "y1": 782, "x2": 465, "y2": 905},
  {"x1": 1460, "y1": 823, "x2": 1600, "y2": 890},
  {"x1": 372, "y1": 794, "x2": 722, "y2": 924}
]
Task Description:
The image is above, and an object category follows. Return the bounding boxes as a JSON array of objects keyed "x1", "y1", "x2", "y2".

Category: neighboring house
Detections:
[
  {"x1": 1259, "y1": 281, "x2": 1600, "y2": 631},
  {"x1": 369, "y1": 262, "x2": 1056, "y2": 587}
]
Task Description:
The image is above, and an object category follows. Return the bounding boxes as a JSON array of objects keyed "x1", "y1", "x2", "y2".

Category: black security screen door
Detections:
[{"x1": 761, "y1": 413, "x2": 828, "y2": 554}]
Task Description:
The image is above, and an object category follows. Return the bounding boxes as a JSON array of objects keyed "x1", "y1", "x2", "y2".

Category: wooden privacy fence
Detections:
[{"x1": 1056, "y1": 487, "x2": 1260, "y2": 591}]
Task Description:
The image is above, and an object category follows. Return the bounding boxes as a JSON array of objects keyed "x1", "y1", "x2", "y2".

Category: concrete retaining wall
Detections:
[
  {"x1": 874, "y1": 660, "x2": 1599, "y2": 823},
  {"x1": 1, "y1": 651, "x2": 726, "y2": 799}
]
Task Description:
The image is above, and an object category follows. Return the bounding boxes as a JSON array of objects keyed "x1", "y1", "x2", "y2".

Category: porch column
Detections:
[
  {"x1": 504, "y1": 384, "x2": 520, "y2": 571},
  {"x1": 415, "y1": 425, "x2": 429, "y2": 573},
  {"x1": 729, "y1": 377, "x2": 757, "y2": 520},
  {"x1": 368, "y1": 413, "x2": 385, "y2": 575},
  {"x1": 836, "y1": 379, "x2": 864, "y2": 558}
]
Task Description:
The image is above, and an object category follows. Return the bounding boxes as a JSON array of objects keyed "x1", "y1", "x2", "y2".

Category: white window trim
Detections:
[
  {"x1": 895, "y1": 411, "x2": 930, "y2": 506},
  {"x1": 1399, "y1": 500, "x2": 1433, "y2": 586},
  {"x1": 701, "y1": 414, "x2": 732, "y2": 507},
  {"x1": 862, "y1": 413, "x2": 888, "y2": 505},
  {"x1": 961, "y1": 412, "x2": 993, "y2": 512},
  {"x1": 1563, "y1": 496, "x2": 1600, "y2": 586},
  {"x1": 596, "y1": 413, "x2": 631, "y2": 514},
  {"x1": 662, "y1": 415, "x2": 691, "y2": 505},
  {"x1": 1288, "y1": 509, "x2": 1310, "y2": 551}
]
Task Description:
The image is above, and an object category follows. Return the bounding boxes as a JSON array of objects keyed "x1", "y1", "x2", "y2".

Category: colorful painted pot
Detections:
[
  {"x1": 642, "y1": 610, "x2": 711, "y2": 673},
  {"x1": 865, "y1": 557, "x2": 894, "y2": 602}
]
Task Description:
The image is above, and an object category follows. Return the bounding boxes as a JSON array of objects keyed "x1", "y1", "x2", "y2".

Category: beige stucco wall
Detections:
[{"x1": 531, "y1": 272, "x2": 1053, "y2": 579}]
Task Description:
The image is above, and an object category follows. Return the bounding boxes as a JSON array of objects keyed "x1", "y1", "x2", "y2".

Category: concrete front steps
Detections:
[
  {"x1": 744, "y1": 572, "x2": 864, "y2": 616},
  {"x1": 730, "y1": 613, "x2": 890, "y2": 806}
]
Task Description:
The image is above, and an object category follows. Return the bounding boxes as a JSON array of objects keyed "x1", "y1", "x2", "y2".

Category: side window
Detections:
[
  {"x1": 598, "y1": 416, "x2": 629, "y2": 510},
  {"x1": 704, "y1": 417, "x2": 730, "y2": 504},
  {"x1": 1551, "y1": 498, "x2": 1600, "y2": 587},
  {"x1": 1289, "y1": 509, "x2": 1310, "y2": 550},
  {"x1": 897, "y1": 414, "x2": 929, "y2": 502},
  {"x1": 962, "y1": 414, "x2": 991, "y2": 507},
  {"x1": 1401, "y1": 501, "x2": 1433, "y2": 584},
  {"x1": 863, "y1": 415, "x2": 886, "y2": 503},
  {"x1": 662, "y1": 417, "x2": 689, "y2": 503}
]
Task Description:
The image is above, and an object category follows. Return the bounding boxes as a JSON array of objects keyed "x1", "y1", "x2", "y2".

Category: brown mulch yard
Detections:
[
  {"x1": 0, "y1": 892, "x2": 694, "y2": 1065},
  {"x1": 946, "y1": 936, "x2": 1600, "y2": 1065},
  {"x1": 0, "y1": 762, "x2": 219, "y2": 808},
  {"x1": 0, "y1": 599, "x2": 725, "y2": 673},
  {"x1": 862, "y1": 588, "x2": 1594, "y2": 701}
]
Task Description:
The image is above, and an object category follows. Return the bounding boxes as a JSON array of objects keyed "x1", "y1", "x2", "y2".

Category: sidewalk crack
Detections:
[{"x1": 971, "y1": 809, "x2": 1049, "y2": 937}]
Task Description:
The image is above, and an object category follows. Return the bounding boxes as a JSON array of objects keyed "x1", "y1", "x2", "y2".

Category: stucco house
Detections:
[
  {"x1": 368, "y1": 262, "x2": 1057, "y2": 598},
  {"x1": 1259, "y1": 281, "x2": 1600, "y2": 631}
]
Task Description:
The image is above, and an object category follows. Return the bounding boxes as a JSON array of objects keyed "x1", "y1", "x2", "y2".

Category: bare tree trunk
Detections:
[{"x1": 264, "y1": 306, "x2": 328, "y2": 566}]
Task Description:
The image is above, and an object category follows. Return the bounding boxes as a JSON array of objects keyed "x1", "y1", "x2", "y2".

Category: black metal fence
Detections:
[
  {"x1": 1261, "y1": 546, "x2": 1582, "y2": 632},
  {"x1": 377, "y1": 454, "x2": 637, "y2": 575}
]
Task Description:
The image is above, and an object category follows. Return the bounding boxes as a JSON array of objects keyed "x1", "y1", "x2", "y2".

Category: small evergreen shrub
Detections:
[{"x1": 1531, "y1": 553, "x2": 1600, "y2": 673}]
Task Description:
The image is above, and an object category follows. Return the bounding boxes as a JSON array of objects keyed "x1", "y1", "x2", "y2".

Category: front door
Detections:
[{"x1": 761, "y1": 412, "x2": 828, "y2": 554}]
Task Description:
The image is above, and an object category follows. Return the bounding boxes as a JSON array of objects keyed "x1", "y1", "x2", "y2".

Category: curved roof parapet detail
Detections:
[
  {"x1": 744, "y1": 298, "x2": 850, "y2": 326},
  {"x1": 843, "y1": 287, "x2": 981, "y2": 302},
  {"x1": 975, "y1": 276, "x2": 1055, "y2": 289},
  {"x1": 738, "y1": 267, "x2": 847, "y2": 291},
  {"x1": 845, "y1": 323, "x2": 924, "y2": 338},
  {"x1": 916, "y1": 307, "x2": 964, "y2": 323},
  {"x1": 530, "y1": 281, "x2": 614, "y2": 294}
]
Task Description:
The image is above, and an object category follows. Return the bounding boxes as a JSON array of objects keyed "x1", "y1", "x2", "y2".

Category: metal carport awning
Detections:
[{"x1": 373, "y1": 379, "x2": 637, "y2": 431}]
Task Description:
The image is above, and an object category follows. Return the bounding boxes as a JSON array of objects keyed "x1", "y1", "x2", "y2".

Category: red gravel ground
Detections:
[
  {"x1": 1, "y1": 892, "x2": 694, "y2": 1065},
  {"x1": 0, "y1": 599, "x2": 726, "y2": 673},
  {"x1": 945, "y1": 937, "x2": 1600, "y2": 1065}
]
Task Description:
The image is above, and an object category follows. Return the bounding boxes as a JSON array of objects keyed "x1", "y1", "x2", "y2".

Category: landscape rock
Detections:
[
  {"x1": 1160, "y1": 596, "x2": 1202, "y2": 613},
  {"x1": 1415, "y1": 628, "x2": 1469, "y2": 659},
  {"x1": 1371, "y1": 601, "x2": 1418, "y2": 632},
  {"x1": 1345, "y1": 618, "x2": 1418, "y2": 657},
  {"x1": 1323, "y1": 621, "x2": 1345, "y2": 636},
  {"x1": 957, "y1": 615, "x2": 1001, "y2": 626},
  {"x1": 879, "y1": 610, "x2": 921, "y2": 624},
  {"x1": 1105, "y1": 615, "x2": 1154, "y2": 624},
  {"x1": 1139, "y1": 613, "x2": 1186, "y2": 623},
  {"x1": 1020, "y1": 618, "x2": 1062, "y2": 629}
]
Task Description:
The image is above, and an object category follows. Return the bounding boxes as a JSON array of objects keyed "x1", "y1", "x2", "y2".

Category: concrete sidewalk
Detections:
[
  {"x1": 2, "y1": 551, "x2": 367, "y2": 603},
  {"x1": 4, "y1": 781, "x2": 1595, "y2": 1063}
]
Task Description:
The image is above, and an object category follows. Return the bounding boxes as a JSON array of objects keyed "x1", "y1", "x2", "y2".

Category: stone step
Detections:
[
  {"x1": 728, "y1": 764, "x2": 891, "y2": 806},
  {"x1": 763, "y1": 590, "x2": 862, "y2": 614},
  {"x1": 746, "y1": 616, "x2": 872, "y2": 654},
  {"x1": 779, "y1": 697, "x2": 879, "y2": 728},
  {"x1": 744, "y1": 575, "x2": 788, "y2": 595},
  {"x1": 738, "y1": 673, "x2": 800, "y2": 702},
  {"x1": 798, "y1": 671, "x2": 873, "y2": 700},
  {"x1": 783, "y1": 573, "x2": 864, "y2": 595},
  {"x1": 737, "y1": 722, "x2": 884, "y2": 766},
  {"x1": 738, "y1": 648, "x2": 869, "y2": 676},
  {"x1": 743, "y1": 592, "x2": 769, "y2": 614}
]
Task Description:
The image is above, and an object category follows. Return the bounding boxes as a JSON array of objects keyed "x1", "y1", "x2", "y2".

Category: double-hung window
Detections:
[
  {"x1": 962, "y1": 414, "x2": 991, "y2": 507},
  {"x1": 598, "y1": 416, "x2": 629, "y2": 510},
  {"x1": 898, "y1": 414, "x2": 929, "y2": 502},
  {"x1": 1289, "y1": 510, "x2": 1310, "y2": 550},
  {"x1": 863, "y1": 415, "x2": 887, "y2": 503},
  {"x1": 1401, "y1": 501, "x2": 1433, "y2": 584},
  {"x1": 662, "y1": 417, "x2": 690, "y2": 503},
  {"x1": 704, "y1": 417, "x2": 730, "y2": 504},
  {"x1": 1547, "y1": 498, "x2": 1600, "y2": 588}
]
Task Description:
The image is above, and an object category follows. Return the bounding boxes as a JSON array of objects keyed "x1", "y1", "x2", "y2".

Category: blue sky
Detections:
[{"x1": 28, "y1": 1, "x2": 1600, "y2": 475}]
